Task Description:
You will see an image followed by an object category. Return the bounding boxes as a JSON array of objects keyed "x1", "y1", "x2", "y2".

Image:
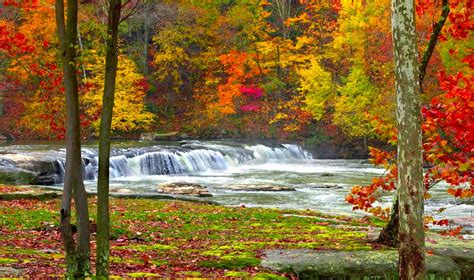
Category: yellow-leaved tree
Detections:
[
  {"x1": 333, "y1": 65, "x2": 377, "y2": 137},
  {"x1": 298, "y1": 59, "x2": 334, "y2": 120},
  {"x1": 83, "y1": 52, "x2": 154, "y2": 134}
]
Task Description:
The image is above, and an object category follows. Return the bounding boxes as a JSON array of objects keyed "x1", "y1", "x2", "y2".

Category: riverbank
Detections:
[
  {"x1": 1, "y1": 185, "x2": 473, "y2": 278},
  {"x1": 0, "y1": 185, "x2": 381, "y2": 278}
]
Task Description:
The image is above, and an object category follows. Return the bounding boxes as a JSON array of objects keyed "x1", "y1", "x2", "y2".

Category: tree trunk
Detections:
[
  {"x1": 143, "y1": 6, "x2": 149, "y2": 75},
  {"x1": 55, "y1": 0, "x2": 90, "y2": 277},
  {"x1": 0, "y1": 92, "x2": 3, "y2": 118},
  {"x1": 377, "y1": 0, "x2": 449, "y2": 247},
  {"x1": 96, "y1": 0, "x2": 121, "y2": 277},
  {"x1": 77, "y1": 23, "x2": 87, "y2": 79},
  {"x1": 391, "y1": 0, "x2": 425, "y2": 278},
  {"x1": 376, "y1": 198, "x2": 399, "y2": 247}
]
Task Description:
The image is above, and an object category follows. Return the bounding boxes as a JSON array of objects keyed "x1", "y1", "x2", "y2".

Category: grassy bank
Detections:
[{"x1": 0, "y1": 186, "x2": 384, "y2": 278}]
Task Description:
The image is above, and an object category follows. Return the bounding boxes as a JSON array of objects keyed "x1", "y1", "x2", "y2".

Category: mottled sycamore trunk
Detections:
[
  {"x1": 378, "y1": 0, "x2": 449, "y2": 247},
  {"x1": 96, "y1": 0, "x2": 121, "y2": 277},
  {"x1": 391, "y1": 0, "x2": 425, "y2": 279},
  {"x1": 55, "y1": 0, "x2": 90, "y2": 277}
]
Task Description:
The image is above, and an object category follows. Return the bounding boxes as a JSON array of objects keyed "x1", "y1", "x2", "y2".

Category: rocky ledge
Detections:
[{"x1": 157, "y1": 182, "x2": 212, "y2": 197}]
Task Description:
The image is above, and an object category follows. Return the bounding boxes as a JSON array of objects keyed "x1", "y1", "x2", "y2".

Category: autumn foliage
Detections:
[
  {"x1": 0, "y1": 0, "x2": 472, "y2": 150},
  {"x1": 346, "y1": 0, "x2": 473, "y2": 228}
]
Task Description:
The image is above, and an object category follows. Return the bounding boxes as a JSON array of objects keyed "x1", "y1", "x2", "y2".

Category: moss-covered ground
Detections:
[{"x1": 0, "y1": 185, "x2": 386, "y2": 278}]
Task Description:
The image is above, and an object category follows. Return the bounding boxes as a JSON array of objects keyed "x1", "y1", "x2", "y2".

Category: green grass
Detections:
[{"x1": 0, "y1": 195, "x2": 381, "y2": 278}]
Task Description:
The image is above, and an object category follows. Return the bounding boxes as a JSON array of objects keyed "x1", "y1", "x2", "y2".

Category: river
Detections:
[{"x1": 1, "y1": 140, "x2": 472, "y2": 232}]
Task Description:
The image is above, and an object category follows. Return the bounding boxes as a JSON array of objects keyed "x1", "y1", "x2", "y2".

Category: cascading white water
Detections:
[
  {"x1": 56, "y1": 159, "x2": 65, "y2": 178},
  {"x1": 110, "y1": 155, "x2": 132, "y2": 177},
  {"x1": 134, "y1": 151, "x2": 185, "y2": 175},
  {"x1": 247, "y1": 144, "x2": 313, "y2": 162},
  {"x1": 51, "y1": 142, "x2": 312, "y2": 181},
  {"x1": 178, "y1": 149, "x2": 230, "y2": 172}
]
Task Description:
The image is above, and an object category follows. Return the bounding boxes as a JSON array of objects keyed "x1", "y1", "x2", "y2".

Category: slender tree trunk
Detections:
[
  {"x1": 419, "y1": 0, "x2": 450, "y2": 89},
  {"x1": 0, "y1": 92, "x2": 3, "y2": 118},
  {"x1": 55, "y1": 0, "x2": 90, "y2": 277},
  {"x1": 77, "y1": 24, "x2": 87, "y2": 79},
  {"x1": 143, "y1": 8, "x2": 149, "y2": 75},
  {"x1": 96, "y1": 0, "x2": 121, "y2": 277},
  {"x1": 391, "y1": 0, "x2": 425, "y2": 278}
]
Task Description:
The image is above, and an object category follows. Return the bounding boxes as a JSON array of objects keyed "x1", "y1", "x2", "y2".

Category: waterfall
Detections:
[
  {"x1": 247, "y1": 144, "x2": 313, "y2": 162},
  {"x1": 48, "y1": 142, "x2": 312, "y2": 182},
  {"x1": 109, "y1": 155, "x2": 131, "y2": 177},
  {"x1": 135, "y1": 151, "x2": 185, "y2": 175},
  {"x1": 178, "y1": 149, "x2": 230, "y2": 172}
]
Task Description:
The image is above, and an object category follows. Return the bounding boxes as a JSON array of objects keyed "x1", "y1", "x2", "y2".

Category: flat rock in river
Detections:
[
  {"x1": 157, "y1": 182, "x2": 212, "y2": 197},
  {"x1": 222, "y1": 184, "x2": 295, "y2": 192}
]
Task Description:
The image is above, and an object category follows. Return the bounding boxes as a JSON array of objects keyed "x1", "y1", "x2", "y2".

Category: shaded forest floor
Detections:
[{"x1": 0, "y1": 185, "x2": 386, "y2": 278}]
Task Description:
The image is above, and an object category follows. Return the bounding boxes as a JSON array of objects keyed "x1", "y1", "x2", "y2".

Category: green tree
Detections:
[{"x1": 333, "y1": 65, "x2": 377, "y2": 137}]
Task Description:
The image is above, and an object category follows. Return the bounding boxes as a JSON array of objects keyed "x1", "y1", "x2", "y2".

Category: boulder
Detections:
[
  {"x1": 262, "y1": 250, "x2": 461, "y2": 279},
  {"x1": 0, "y1": 154, "x2": 63, "y2": 185},
  {"x1": 157, "y1": 182, "x2": 212, "y2": 197},
  {"x1": 17, "y1": 159, "x2": 61, "y2": 175},
  {"x1": 222, "y1": 184, "x2": 295, "y2": 192},
  {"x1": 0, "y1": 166, "x2": 38, "y2": 185}
]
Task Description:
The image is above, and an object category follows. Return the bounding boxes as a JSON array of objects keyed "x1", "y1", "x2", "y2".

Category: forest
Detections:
[
  {"x1": 0, "y1": 0, "x2": 473, "y2": 279},
  {"x1": 0, "y1": 0, "x2": 469, "y2": 142}
]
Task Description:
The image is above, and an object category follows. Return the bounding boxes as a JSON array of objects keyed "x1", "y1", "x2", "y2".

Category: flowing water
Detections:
[{"x1": 1, "y1": 140, "x2": 472, "y2": 231}]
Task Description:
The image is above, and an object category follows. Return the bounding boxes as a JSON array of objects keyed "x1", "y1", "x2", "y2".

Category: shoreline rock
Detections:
[
  {"x1": 157, "y1": 182, "x2": 212, "y2": 197},
  {"x1": 0, "y1": 154, "x2": 62, "y2": 185}
]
